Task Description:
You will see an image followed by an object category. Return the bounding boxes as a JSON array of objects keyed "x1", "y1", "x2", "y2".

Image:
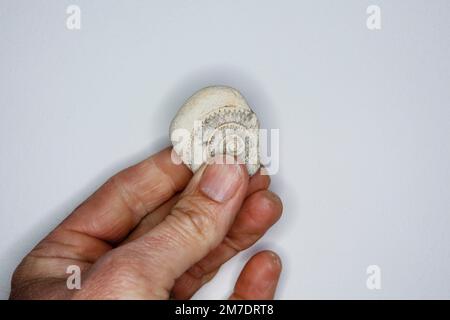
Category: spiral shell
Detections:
[{"x1": 170, "y1": 86, "x2": 260, "y2": 175}]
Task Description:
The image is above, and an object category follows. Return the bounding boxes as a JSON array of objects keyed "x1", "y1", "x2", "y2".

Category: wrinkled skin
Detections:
[{"x1": 10, "y1": 148, "x2": 283, "y2": 299}]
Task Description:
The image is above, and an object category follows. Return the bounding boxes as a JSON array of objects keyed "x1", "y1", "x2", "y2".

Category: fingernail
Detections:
[
  {"x1": 257, "y1": 252, "x2": 282, "y2": 293},
  {"x1": 268, "y1": 251, "x2": 282, "y2": 269},
  {"x1": 200, "y1": 155, "x2": 244, "y2": 202}
]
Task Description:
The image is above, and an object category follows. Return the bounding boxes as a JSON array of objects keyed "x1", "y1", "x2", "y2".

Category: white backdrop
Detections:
[{"x1": 1, "y1": 0, "x2": 450, "y2": 299}]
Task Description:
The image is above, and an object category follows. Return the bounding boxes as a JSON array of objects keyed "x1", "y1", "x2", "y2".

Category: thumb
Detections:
[{"x1": 103, "y1": 155, "x2": 249, "y2": 298}]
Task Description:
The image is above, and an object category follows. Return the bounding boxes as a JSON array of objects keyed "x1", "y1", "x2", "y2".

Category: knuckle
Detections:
[
  {"x1": 99, "y1": 251, "x2": 139, "y2": 278},
  {"x1": 168, "y1": 196, "x2": 218, "y2": 242},
  {"x1": 223, "y1": 235, "x2": 246, "y2": 253},
  {"x1": 85, "y1": 249, "x2": 168, "y2": 299},
  {"x1": 107, "y1": 173, "x2": 147, "y2": 218}
]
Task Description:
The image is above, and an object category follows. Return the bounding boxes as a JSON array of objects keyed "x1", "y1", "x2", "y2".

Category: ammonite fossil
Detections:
[{"x1": 170, "y1": 86, "x2": 260, "y2": 175}]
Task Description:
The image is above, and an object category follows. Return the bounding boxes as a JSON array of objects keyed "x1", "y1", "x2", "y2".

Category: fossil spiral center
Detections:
[{"x1": 192, "y1": 107, "x2": 259, "y2": 175}]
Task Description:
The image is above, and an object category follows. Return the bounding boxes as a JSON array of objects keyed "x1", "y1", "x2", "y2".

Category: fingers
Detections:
[
  {"x1": 122, "y1": 169, "x2": 270, "y2": 243},
  {"x1": 171, "y1": 189, "x2": 282, "y2": 299},
  {"x1": 23, "y1": 147, "x2": 191, "y2": 275},
  {"x1": 78, "y1": 156, "x2": 249, "y2": 299},
  {"x1": 60, "y1": 147, "x2": 192, "y2": 243},
  {"x1": 229, "y1": 251, "x2": 282, "y2": 300},
  {"x1": 121, "y1": 194, "x2": 180, "y2": 244},
  {"x1": 246, "y1": 169, "x2": 270, "y2": 196},
  {"x1": 13, "y1": 148, "x2": 192, "y2": 288}
]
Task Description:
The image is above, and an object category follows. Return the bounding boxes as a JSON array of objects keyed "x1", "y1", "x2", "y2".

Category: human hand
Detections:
[{"x1": 10, "y1": 148, "x2": 283, "y2": 299}]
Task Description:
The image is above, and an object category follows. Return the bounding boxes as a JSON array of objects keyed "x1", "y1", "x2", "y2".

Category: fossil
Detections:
[{"x1": 170, "y1": 86, "x2": 260, "y2": 175}]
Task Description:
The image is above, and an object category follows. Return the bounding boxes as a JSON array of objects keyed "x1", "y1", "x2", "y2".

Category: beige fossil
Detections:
[{"x1": 169, "y1": 86, "x2": 260, "y2": 175}]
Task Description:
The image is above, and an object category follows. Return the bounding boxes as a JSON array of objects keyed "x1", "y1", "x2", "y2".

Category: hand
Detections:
[{"x1": 10, "y1": 148, "x2": 283, "y2": 299}]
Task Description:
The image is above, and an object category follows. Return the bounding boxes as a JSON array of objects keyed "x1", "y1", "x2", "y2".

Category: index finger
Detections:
[{"x1": 59, "y1": 147, "x2": 192, "y2": 244}]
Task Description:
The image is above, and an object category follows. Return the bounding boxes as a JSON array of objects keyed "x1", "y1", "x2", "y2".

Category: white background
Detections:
[{"x1": 1, "y1": 0, "x2": 450, "y2": 299}]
